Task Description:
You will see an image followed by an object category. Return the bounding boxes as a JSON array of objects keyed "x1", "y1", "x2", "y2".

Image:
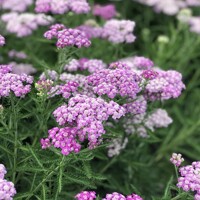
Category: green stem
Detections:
[{"x1": 10, "y1": 97, "x2": 19, "y2": 183}]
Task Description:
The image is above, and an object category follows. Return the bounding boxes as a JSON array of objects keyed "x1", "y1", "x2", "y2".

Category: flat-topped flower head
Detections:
[
  {"x1": 87, "y1": 67, "x2": 141, "y2": 99},
  {"x1": 177, "y1": 161, "x2": 200, "y2": 199},
  {"x1": 102, "y1": 192, "x2": 126, "y2": 200},
  {"x1": 0, "y1": 65, "x2": 33, "y2": 98},
  {"x1": 0, "y1": 164, "x2": 16, "y2": 199},
  {"x1": 41, "y1": 94, "x2": 125, "y2": 154},
  {"x1": 101, "y1": 19, "x2": 136, "y2": 43},
  {"x1": 145, "y1": 70, "x2": 185, "y2": 101},
  {"x1": 0, "y1": 179, "x2": 16, "y2": 200},
  {"x1": 44, "y1": 26, "x2": 91, "y2": 48},
  {"x1": 75, "y1": 191, "x2": 96, "y2": 200}
]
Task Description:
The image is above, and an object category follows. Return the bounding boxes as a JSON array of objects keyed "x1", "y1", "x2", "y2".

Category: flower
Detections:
[
  {"x1": 0, "y1": 164, "x2": 16, "y2": 200},
  {"x1": 75, "y1": 191, "x2": 96, "y2": 200},
  {"x1": 87, "y1": 64, "x2": 141, "y2": 99},
  {"x1": 177, "y1": 161, "x2": 200, "y2": 200},
  {"x1": 101, "y1": 19, "x2": 136, "y2": 43},
  {"x1": 41, "y1": 94, "x2": 125, "y2": 154},
  {"x1": 0, "y1": 35, "x2": 5, "y2": 46},
  {"x1": 1, "y1": 12, "x2": 53, "y2": 37},
  {"x1": 170, "y1": 153, "x2": 184, "y2": 167},
  {"x1": 0, "y1": 0, "x2": 33, "y2": 12},
  {"x1": 93, "y1": 4, "x2": 117, "y2": 20},
  {"x1": 35, "y1": 0, "x2": 90, "y2": 14},
  {"x1": 44, "y1": 25, "x2": 91, "y2": 48},
  {"x1": 145, "y1": 70, "x2": 185, "y2": 101},
  {"x1": 0, "y1": 65, "x2": 33, "y2": 97}
]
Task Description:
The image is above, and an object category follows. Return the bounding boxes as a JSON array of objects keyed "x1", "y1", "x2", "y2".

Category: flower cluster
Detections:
[
  {"x1": 0, "y1": 0, "x2": 33, "y2": 12},
  {"x1": 136, "y1": 0, "x2": 200, "y2": 16},
  {"x1": 44, "y1": 24, "x2": 91, "y2": 48},
  {"x1": 75, "y1": 191, "x2": 96, "y2": 200},
  {"x1": 1, "y1": 12, "x2": 53, "y2": 37},
  {"x1": 93, "y1": 4, "x2": 117, "y2": 20},
  {"x1": 77, "y1": 19, "x2": 136, "y2": 44},
  {"x1": 101, "y1": 19, "x2": 136, "y2": 43},
  {"x1": 123, "y1": 96, "x2": 147, "y2": 115},
  {"x1": 75, "y1": 191, "x2": 143, "y2": 200},
  {"x1": 132, "y1": 56, "x2": 154, "y2": 70},
  {"x1": 0, "y1": 64, "x2": 33, "y2": 97},
  {"x1": 35, "y1": 79, "x2": 79, "y2": 99},
  {"x1": 64, "y1": 58, "x2": 107, "y2": 73},
  {"x1": 108, "y1": 137, "x2": 128, "y2": 157},
  {"x1": 40, "y1": 70, "x2": 58, "y2": 81},
  {"x1": 77, "y1": 24, "x2": 103, "y2": 39},
  {"x1": 170, "y1": 153, "x2": 184, "y2": 167},
  {"x1": 145, "y1": 70, "x2": 185, "y2": 101},
  {"x1": 35, "y1": 0, "x2": 90, "y2": 14},
  {"x1": 41, "y1": 94, "x2": 125, "y2": 154},
  {"x1": 87, "y1": 64, "x2": 141, "y2": 99},
  {"x1": 176, "y1": 160, "x2": 200, "y2": 200},
  {"x1": 189, "y1": 16, "x2": 200, "y2": 34},
  {"x1": 124, "y1": 108, "x2": 173, "y2": 137},
  {"x1": 8, "y1": 50, "x2": 27, "y2": 59},
  {"x1": 10, "y1": 62, "x2": 36, "y2": 75},
  {"x1": 0, "y1": 35, "x2": 5, "y2": 46},
  {"x1": 0, "y1": 164, "x2": 16, "y2": 200}
]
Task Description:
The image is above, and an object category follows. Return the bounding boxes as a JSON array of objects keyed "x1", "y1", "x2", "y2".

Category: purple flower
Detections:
[
  {"x1": 0, "y1": 164, "x2": 16, "y2": 199},
  {"x1": 75, "y1": 191, "x2": 96, "y2": 200},
  {"x1": 0, "y1": 35, "x2": 5, "y2": 46},
  {"x1": 0, "y1": 0, "x2": 33, "y2": 12},
  {"x1": 10, "y1": 62, "x2": 36, "y2": 75},
  {"x1": 41, "y1": 94, "x2": 125, "y2": 154},
  {"x1": 126, "y1": 193, "x2": 143, "y2": 200},
  {"x1": 0, "y1": 179, "x2": 16, "y2": 200},
  {"x1": 145, "y1": 70, "x2": 185, "y2": 101},
  {"x1": 101, "y1": 19, "x2": 136, "y2": 44},
  {"x1": 177, "y1": 161, "x2": 200, "y2": 199},
  {"x1": 8, "y1": 50, "x2": 27, "y2": 59},
  {"x1": 0, "y1": 65, "x2": 33, "y2": 97},
  {"x1": 93, "y1": 4, "x2": 117, "y2": 20},
  {"x1": 35, "y1": 0, "x2": 90, "y2": 14},
  {"x1": 170, "y1": 153, "x2": 184, "y2": 167},
  {"x1": 1, "y1": 12, "x2": 53, "y2": 37},
  {"x1": 141, "y1": 69, "x2": 158, "y2": 80},
  {"x1": 87, "y1": 64, "x2": 141, "y2": 99},
  {"x1": 133, "y1": 56, "x2": 154, "y2": 70},
  {"x1": 44, "y1": 26, "x2": 91, "y2": 48},
  {"x1": 76, "y1": 25, "x2": 103, "y2": 39},
  {"x1": 102, "y1": 192, "x2": 126, "y2": 200},
  {"x1": 0, "y1": 164, "x2": 7, "y2": 180}
]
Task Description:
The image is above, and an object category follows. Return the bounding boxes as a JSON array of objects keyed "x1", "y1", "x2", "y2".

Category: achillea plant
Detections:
[{"x1": 0, "y1": 0, "x2": 197, "y2": 199}]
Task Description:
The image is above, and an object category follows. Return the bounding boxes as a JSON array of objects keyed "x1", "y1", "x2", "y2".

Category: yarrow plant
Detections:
[
  {"x1": 0, "y1": 0, "x2": 195, "y2": 199},
  {"x1": 170, "y1": 153, "x2": 200, "y2": 200}
]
